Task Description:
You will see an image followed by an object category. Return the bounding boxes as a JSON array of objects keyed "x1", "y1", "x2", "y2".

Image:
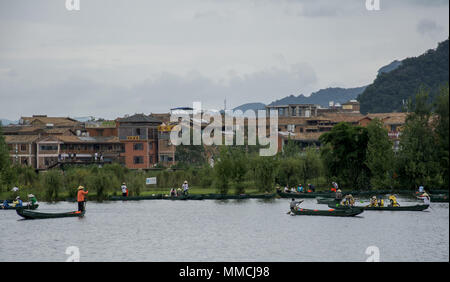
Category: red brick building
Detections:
[{"x1": 117, "y1": 114, "x2": 161, "y2": 169}]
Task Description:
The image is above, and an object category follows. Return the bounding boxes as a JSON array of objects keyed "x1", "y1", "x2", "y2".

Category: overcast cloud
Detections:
[{"x1": 0, "y1": 0, "x2": 448, "y2": 120}]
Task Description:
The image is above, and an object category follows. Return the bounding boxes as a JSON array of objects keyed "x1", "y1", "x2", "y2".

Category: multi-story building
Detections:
[
  {"x1": 117, "y1": 114, "x2": 161, "y2": 169},
  {"x1": 265, "y1": 104, "x2": 320, "y2": 118},
  {"x1": 4, "y1": 135, "x2": 39, "y2": 167}
]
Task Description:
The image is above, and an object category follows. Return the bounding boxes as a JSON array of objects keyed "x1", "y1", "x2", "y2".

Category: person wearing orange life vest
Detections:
[
  {"x1": 331, "y1": 182, "x2": 338, "y2": 192},
  {"x1": 77, "y1": 186, "x2": 88, "y2": 212}
]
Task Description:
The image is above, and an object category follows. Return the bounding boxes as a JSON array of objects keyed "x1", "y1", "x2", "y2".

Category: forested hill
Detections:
[
  {"x1": 267, "y1": 86, "x2": 367, "y2": 108},
  {"x1": 358, "y1": 39, "x2": 449, "y2": 114}
]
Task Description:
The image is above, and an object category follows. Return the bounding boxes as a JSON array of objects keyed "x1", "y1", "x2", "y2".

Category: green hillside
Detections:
[{"x1": 358, "y1": 39, "x2": 449, "y2": 114}]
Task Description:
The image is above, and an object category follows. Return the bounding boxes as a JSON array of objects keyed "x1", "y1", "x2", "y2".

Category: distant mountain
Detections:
[
  {"x1": 0, "y1": 119, "x2": 17, "y2": 126},
  {"x1": 377, "y1": 60, "x2": 402, "y2": 76},
  {"x1": 232, "y1": 103, "x2": 266, "y2": 112},
  {"x1": 358, "y1": 39, "x2": 449, "y2": 114},
  {"x1": 267, "y1": 86, "x2": 367, "y2": 108}
]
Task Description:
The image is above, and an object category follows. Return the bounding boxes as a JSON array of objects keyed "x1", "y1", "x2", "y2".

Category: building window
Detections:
[
  {"x1": 20, "y1": 144, "x2": 27, "y2": 152},
  {"x1": 133, "y1": 143, "x2": 144, "y2": 150},
  {"x1": 136, "y1": 128, "x2": 141, "y2": 136},
  {"x1": 40, "y1": 145, "x2": 58, "y2": 151},
  {"x1": 133, "y1": 156, "x2": 144, "y2": 164},
  {"x1": 149, "y1": 156, "x2": 153, "y2": 163}
]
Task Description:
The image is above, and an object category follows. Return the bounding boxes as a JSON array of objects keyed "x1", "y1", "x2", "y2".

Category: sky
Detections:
[{"x1": 0, "y1": 0, "x2": 448, "y2": 120}]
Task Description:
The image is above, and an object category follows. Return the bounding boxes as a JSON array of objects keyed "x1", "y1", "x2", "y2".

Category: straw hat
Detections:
[
  {"x1": 422, "y1": 192, "x2": 429, "y2": 197},
  {"x1": 337, "y1": 189, "x2": 342, "y2": 192},
  {"x1": 28, "y1": 194, "x2": 34, "y2": 198},
  {"x1": 16, "y1": 196, "x2": 20, "y2": 199},
  {"x1": 78, "y1": 185, "x2": 85, "y2": 190},
  {"x1": 184, "y1": 180, "x2": 188, "y2": 184}
]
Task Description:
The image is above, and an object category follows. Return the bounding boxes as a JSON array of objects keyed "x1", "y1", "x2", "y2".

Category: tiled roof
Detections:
[
  {"x1": 118, "y1": 114, "x2": 162, "y2": 123},
  {"x1": 21, "y1": 116, "x2": 79, "y2": 127},
  {"x1": 56, "y1": 136, "x2": 120, "y2": 143},
  {"x1": 4, "y1": 135, "x2": 40, "y2": 144}
]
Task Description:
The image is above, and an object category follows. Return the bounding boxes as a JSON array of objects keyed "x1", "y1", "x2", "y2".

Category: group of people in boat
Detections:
[
  {"x1": 169, "y1": 181, "x2": 190, "y2": 197},
  {"x1": 281, "y1": 183, "x2": 316, "y2": 194},
  {"x1": 1, "y1": 194, "x2": 38, "y2": 209}
]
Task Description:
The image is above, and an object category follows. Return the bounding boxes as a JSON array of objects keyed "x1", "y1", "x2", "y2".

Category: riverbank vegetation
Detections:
[{"x1": 0, "y1": 87, "x2": 448, "y2": 202}]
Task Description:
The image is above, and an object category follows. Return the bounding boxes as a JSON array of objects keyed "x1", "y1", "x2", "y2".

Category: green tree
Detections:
[
  {"x1": 253, "y1": 155, "x2": 278, "y2": 192},
  {"x1": 42, "y1": 170, "x2": 64, "y2": 201},
  {"x1": 319, "y1": 122, "x2": 370, "y2": 189},
  {"x1": 396, "y1": 89, "x2": 440, "y2": 189},
  {"x1": 0, "y1": 122, "x2": 11, "y2": 191},
  {"x1": 433, "y1": 85, "x2": 449, "y2": 188},
  {"x1": 365, "y1": 118, "x2": 394, "y2": 189},
  {"x1": 213, "y1": 147, "x2": 233, "y2": 194},
  {"x1": 299, "y1": 147, "x2": 322, "y2": 186}
]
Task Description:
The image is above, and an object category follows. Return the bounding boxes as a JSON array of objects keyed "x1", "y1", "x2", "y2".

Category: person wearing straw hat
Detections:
[
  {"x1": 77, "y1": 186, "x2": 88, "y2": 212},
  {"x1": 182, "y1": 180, "x2": 189, "y2": 196},
  {"x1": 417, "y1": 192, "x2": 431, "y2": 205},
  {"x1": 12, "y1": 196, "x2": 23, "y2": 208}
]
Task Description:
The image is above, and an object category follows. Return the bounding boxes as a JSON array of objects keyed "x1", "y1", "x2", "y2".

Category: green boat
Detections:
[
  {"x1": 16, "y1": 208, "x2": 85, "y2": 220},
  {"x1": 1, "y1": 204, "x2": 39, "y2": 210},
  {"x1": 317, "y1": 198, "x2": 340, "y2": 205},
  {"x1": 291, "y1": 207, "x2": 363, "y2": 217},
  {"x1": 430, "y1": 195, "x2": 449, "y2": 203},
  {"x1": 277, "y1": 192, "x2": 318, "y2": 198},
  {"x1": 328, "y1": 203, "x2": 430, "y2": 211},
  {"x1": 110, "y1": 193, "x2": 275, "y2": 201}
]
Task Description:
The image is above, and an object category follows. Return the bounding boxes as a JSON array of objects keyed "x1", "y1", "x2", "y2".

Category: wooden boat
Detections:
[
  {"x1": 16, "y1": 208, "x2": 85, "y2": 220},
  {"x1": 430, "y1": 195, "x2": 449, "y2": 203},
  {"x1": 328, "y1": 203, "x2": 430, "y2": 211},
  {"x1": 317, "y1": 198, "x2": 340, "y2": 205},
  {"x1": 109, "y1": 193, "x2": 275, "y2": 201},
  {"x1": 291, "y1": 207, "x2": 363, "y2": 217},
  {"x1": 277, "y1": 192, "x2": 318, "y2": 198},
  {"x1": 1, "y1": 204, "x2": 39, "y2": 210}
]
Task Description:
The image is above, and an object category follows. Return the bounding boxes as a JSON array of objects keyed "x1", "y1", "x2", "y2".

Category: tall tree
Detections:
[
  {"x1": 319, "y1": 122, "x2": 370, "y2": 189},
  {"x1": 365, "y1": 118, "x2": 394, "y2": 189},
  {"x1": 433, "y1": 85, "x2": 449, "y2": 188},
  {"x1": 396, "y1": 88, "x2": 440, "y2": 189},
  {"x1": 0, "y1": 122, "x2": 11, "y2": 190}
]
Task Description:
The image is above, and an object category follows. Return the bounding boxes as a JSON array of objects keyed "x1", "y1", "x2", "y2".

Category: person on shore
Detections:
[
  {"x1": 12, "y1": 196, "x2": 23, "y2": 208},
  {"x1": 77, "y1": 186, "x2": 88, "y2": 212},
  {"x1": 418, "y1": 192, "x2": 431, "y2": 205},
  {"x1": 94, "y1": 152, "x2": 98, "y2": 162},
  {"x1": 121, "y1": 182, "x2": 127, "y2": 197},
  {"x1": 28, "y1": 194, "x2": 38, "y2": 206},
  {"x1": 388, "y1": 195, "x2": 400, "y2": 207},
  {"x1": 290, "y1": 198, "x2": 303, "y2": 212},
  {"x1": 368, "y1": 196, "x2": 378, "y2": 207},
  {"x1": 182, "y1": 180, "x2": 189, "y2": 195}
]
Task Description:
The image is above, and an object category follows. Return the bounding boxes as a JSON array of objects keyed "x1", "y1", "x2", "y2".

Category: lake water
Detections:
[{"x1": 0, "y1": 197, "x2": 448, "y2": 262}]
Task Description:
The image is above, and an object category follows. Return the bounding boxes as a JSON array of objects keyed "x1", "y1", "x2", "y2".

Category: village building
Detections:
[{"x1": 117, "y1": 114, "x2": 161, "y2": 169}]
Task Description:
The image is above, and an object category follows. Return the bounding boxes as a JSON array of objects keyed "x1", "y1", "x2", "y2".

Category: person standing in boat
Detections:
[
  {"x1": 77, "y1": 186, "x2": 88, "y2": 212},
  {"x1": 290, "y1": 198, "x2": 303, "y2": 212},
  {"x1": 121, "y1": 182, "x2": 128, "y2": 197},
  {"x1": 182, "y1": 180, "x2": 189, "y2": 196}
]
